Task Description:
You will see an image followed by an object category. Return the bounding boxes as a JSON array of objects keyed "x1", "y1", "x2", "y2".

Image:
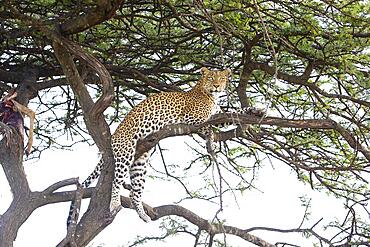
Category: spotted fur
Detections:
[{"x1": 68, "y1": 67, "x2": 230, "y2": 224}]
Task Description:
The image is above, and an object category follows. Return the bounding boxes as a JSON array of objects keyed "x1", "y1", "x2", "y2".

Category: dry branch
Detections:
[{"x1": 120, "y1": 196, "x2": 277, "y2": 247}]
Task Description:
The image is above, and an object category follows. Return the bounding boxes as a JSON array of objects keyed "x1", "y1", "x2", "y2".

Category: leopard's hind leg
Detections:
[
  {"x1": 129, "y1": 151, "x2": 151, "y2": 222},
  {"x1": 110, "y1": 153, "x2": 133, "y2": 212}
]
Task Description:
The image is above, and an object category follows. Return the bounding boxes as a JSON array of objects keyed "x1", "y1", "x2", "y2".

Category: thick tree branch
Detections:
[
  {"x1": 60, "y1": 0, "x2": 124, "y2": 35},
  {"x1": 237, "y1": 34, "x2": 262, "y2": 108},
  {"x1": 0, "y1": 125, "x2": 29, "y2": 197},
  {"x1": 4, "y1": 3, "x2": 119, "y2": 244},
  {"x1": 44, "y1": 178, "x2": 80, "y2": 194},
  {"x1": 53, "y1": 41, "x2": 115, "y2": 246},
  {"x1": 7, "y1": 3, "x2": 120, "y2": 246},
  {"x1": 136, "y1": 113, "x2": 370, "y2": 162},
  {"x1": 0, "y1": 125, "x2": 32, "y2": 245},
  {"x1": 237, "y1": 66, "x2": 252, "y2": 109},
  {"x1": 0, "y1": 69, "x2": 25, "y2": 84},
  {"x1": 7, "y1": 3, "x2": 114, "y2": 121}
]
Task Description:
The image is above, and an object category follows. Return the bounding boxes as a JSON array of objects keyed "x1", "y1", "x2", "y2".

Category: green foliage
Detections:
[{"x1": 1, "y1": 0, "x2": 369, "y2": 245}]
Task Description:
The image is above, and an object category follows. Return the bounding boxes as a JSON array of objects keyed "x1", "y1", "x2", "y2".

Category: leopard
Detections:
[{"x1": 67, "y1": 67, "x2": 230, "y2": 225}]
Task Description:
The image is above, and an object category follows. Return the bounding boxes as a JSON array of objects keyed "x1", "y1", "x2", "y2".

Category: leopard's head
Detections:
[{"x1": 199, "y1": 67, "x2": 230, "y2": 94}]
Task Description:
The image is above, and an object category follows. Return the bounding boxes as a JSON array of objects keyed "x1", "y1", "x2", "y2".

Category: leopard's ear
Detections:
[
  {"x1": 200, "y1": 67, "x2": 209, "y2": 74},
  {"x1": 223, "y1": 68, "x2": 232, "y2": 77}
]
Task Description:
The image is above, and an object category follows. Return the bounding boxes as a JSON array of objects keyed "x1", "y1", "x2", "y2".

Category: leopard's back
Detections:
[{"x1": 112, "y1": 89, "x2": 216, "y2": 144}]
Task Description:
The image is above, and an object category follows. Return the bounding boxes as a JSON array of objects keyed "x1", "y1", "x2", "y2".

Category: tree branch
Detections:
[
  {"x1": 0, "y1": 124, "x2": 33, "y2": 245},
  {"x1": 136, "y1": 113, "x2": 370, "y2": 162},
  {"x1": 53, "y1": 40, "x2": 115, "y2": 247},
  {"x1": 249, "y1": 61, "x2": 370, "y2": 107},
  {"x1": 59, "y1": 0, "x2": 124, "y2": 35},
  {"x1": 119, "y1": 198, "x2": 277, "y2": 247}
]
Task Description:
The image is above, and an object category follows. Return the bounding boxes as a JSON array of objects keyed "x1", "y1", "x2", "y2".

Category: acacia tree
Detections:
[{"x1": 0, "y1": 0, "x2": 369, "y2": 246}]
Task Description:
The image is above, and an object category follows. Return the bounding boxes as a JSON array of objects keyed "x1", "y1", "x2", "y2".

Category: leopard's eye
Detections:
[{"x1": 207, "y1": 76, "x2": 214, "y2": 80}]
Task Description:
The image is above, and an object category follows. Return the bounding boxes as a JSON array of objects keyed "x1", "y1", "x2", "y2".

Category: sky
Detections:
[{"x1": 0, "y1": 135, "x2": 358, "y2": 247}]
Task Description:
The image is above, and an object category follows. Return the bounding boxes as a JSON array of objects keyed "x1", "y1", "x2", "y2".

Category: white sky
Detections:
[{"x1": 0, "y1": 135, "x2": 359, "y2": 247}]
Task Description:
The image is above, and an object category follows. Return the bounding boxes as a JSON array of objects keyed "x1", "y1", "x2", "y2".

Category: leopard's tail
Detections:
[{"x1": 67, "y1": 159, "x2": 103, "y2": 227}]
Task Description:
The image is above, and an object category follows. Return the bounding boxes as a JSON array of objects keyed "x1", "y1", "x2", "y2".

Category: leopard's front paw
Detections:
[
  {"x1": 139, "y1": 212, "x2": 151, "y2": 223},
  {"x1": 110, "y1": 196, "x2": 122, "y2": 213}
]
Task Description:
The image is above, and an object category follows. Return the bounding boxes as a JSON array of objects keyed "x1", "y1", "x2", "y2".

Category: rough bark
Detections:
[
  {"x1": 53, "y1": 39, "x2": 115, "y2": 247},
  {"x1": 1, "y1": 1, "x2": 368, "y2": 246},
  {"x1": 59, "y1": 0, "x2": 124, "y2": 35},
  {"x1": 0, "y1": 68, "x2": 45, "y2": 246}
]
